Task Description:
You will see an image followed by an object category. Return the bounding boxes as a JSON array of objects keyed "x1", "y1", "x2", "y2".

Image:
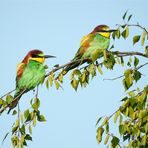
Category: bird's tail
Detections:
[{"x1": 62, "y1": 60, "x2": 81, "y2": 75}]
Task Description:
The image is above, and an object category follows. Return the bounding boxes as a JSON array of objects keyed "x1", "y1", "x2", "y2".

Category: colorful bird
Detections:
[
  {"x1": 7, "y1": 49, "x2": 55, "y2": 114},
  {"x1": 62, "y1": 25, "x2": 116, "y2": 75}
]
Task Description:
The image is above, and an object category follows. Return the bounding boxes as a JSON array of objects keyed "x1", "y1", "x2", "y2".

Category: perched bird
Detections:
[
  {"x1": 62, "y1": 25, "x2": 116, "y2": 75},
  {"x1": 7, "y1": 49, "x2": 55, "y2": 114}
]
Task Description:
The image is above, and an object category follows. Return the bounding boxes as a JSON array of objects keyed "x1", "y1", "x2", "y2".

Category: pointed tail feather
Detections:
[{"x1": 62, "y1": 61, "x2": 81, "y2": 75}]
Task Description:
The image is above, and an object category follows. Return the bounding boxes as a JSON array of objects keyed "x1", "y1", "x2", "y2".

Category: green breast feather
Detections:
[{"x1": 15, "y1": 60, "x2": 45, "y2": 96}]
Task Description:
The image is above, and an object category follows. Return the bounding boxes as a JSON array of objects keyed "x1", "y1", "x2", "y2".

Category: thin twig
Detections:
[
  {"x1": 0, "y1": 89, "x2": 16, "y2": 99},
  {"x1": 36, "y1": 86, "x2": 39, "y2": 98},
  {"x1": 103, "y1": 62, "x2": 148, "y2": 81},
  {"x1": 117, "y1": 23, "x2": 148, "y2": 36},
  {"x1": 137, "y1": 62, "x2": 148, "y2": 70},
  {"x1": 103, "y1": 75, "x2": 124, "y2": 81},
  {"x1": 18, "y1": 102, "x2": 21, "y2": 146},
  {"x1": 127, "y1": 23, "x2": 148, "y2": 36}
]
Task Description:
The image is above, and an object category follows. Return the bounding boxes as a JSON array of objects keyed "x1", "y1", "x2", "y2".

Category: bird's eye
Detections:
[{"x1": 32, "y1": 54, "x2": 38, "y2": 58}]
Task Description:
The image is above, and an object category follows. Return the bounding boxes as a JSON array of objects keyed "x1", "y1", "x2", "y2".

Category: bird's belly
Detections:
[{"x1": 17, "y1": 68, "x2": 45, "y2": 91}]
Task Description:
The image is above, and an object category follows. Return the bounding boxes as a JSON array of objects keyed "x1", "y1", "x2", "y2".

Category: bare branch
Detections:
[
  {"x1": 110, "y1": 51, "x2": 148, "y2": 58},
  {"x1": 103, "y1": 75, "x2": 124, "y2": 81},
  {"x1": 127, "y1": 23, "x2": 148, "y2": 36}
]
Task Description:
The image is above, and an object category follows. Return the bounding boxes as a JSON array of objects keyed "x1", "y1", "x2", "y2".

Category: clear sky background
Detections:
[{"x1": 0, "y1": 0, "x2": 147, "y2": 148}]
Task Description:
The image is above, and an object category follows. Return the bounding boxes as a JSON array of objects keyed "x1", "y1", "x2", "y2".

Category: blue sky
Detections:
[{"x1": 0, "y1": 0, "x2": 148, "y2": 148}]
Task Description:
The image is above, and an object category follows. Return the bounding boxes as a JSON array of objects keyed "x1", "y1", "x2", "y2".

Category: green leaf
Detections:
[
  {"x1": 133, "y1": 70, "x2": 141, "y2": 82},
  {"x1": 71, "y1": 79, "x2": 79, "y2": 91},
  {"x1": 20, "y1": 124, "x2": 26, "y2": 135},
  {"x1": 20, "y1": 113, "x2": 24, "y2": 123},
  {"x1": 24, "y1": 109, "x2": 30, "y2": 119},
  {"x1": 87, "y1": 64, "x2": 96, "y2": 77},
  {"x1": 104, "y1": 134, "x2": 110, "y2": 145},
  {"x1": 12, "y1": 110, "x2": 17, "y2": 115},
  {"x1": 54, "y1": 80, "x2": 60, "y2": 90},
  {"x1": 141, "y1": 31, "x2": 146, "y2": 46},
  {"x1": 114, "y1": 110, "x2": 120, "y2": 123},
  {"x1": 54, "y1": 64, "x2": 59, "y2": 68},
  {"x1": 29, "y1": 125, "x2": 32, "y2": 135},
  {"x1": 112, "y1": 31, "x2": 115, "y2": 40},
  {"x1": 145, "y1": 46, "x2": 148, "y2": 56},
  {"x1": 115, "y1": 30, "x2": 120, "y2": 39},
  {"x1": 134, "y1": 57, "x2": 139, "y2": 67},
  {"x1": 128, "y1": 14, "x2": 132, "y2": 22},
  {"x1": 0, "y1": 98, "x2": 3, "y2": 106},
  {"x1": 105, "y1": 122, "x2": 109, "y2": 133},
  {"x1": 133, "y1": 35, "x2": 140, "y2": 45},
  {"x1": 58, "y1": 74, "x2": 63, "y2": 83},
  {"x1": 37, "y1": 115, "x2": 46, "y2": 122},
  {"x1": 73, "y1": 69, "x2": 81, "y2": 76},
  {"x1": 103, "y1": 50, "x2": 107, "y2": 61},
  {"x1": 119, "y1": 114, "x2": 123, "y2": 124},
  {"x1": 123, "y1": 72, "x2": 133, "y2": 90},
  {"x1": 122, "y1": 27, "x2": 129, "y2": 39},
  {"x1": 2, "y1": 132, "x2": 9, "y2": 144},
  {"x1": 102, "y1": 117, "x2": 108, "y2": 126},
  {"x1": 96, "y1": 117, "x2": 102, "y2": 126},
  {"x1": 6, "y1": 95, "x2": 13, "y2": 104},
  {"x1": 96, "y1": 127, "x2": 104, "y2": 143},
  {"x1": 25, "y1": 134, "x2": 32, "y2": 141},
  {"x1": 111, "y1": 136, "x2": 120, "y2": 147},
  {"x1": 33, "y1": 114, "x2": 37, "y2": 127},
  {"x1": 116, "y1": 56, "x2": 121, "y2": 65},
  {"x1": 48, "y1": 75, "x2": 53, "y2": 87},
  {"x1": 97, "y1": 66, "x2": 103, "y2": 75},
  {"x1": 119, "y1": 124, "x2": 124, "y2": 135},
  {"x1": 122, "y1": 11, "x2": 128, "y2": 20},
  {"x1": 32, "y1": 98, "x2": 40, "y2": 111},
  {"x1": 12, "y1": 125, "x2": 19, "y2": 134},
  {"x1": 121, "y1": 56, "x2": 124, "y2": 66},
  {"x1": 45, "y1": 79, "x2": 49, "y2": 89}
]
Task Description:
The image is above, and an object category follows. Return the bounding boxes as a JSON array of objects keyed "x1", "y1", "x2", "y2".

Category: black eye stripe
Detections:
[{"x1": 32, "y1": 54, "x2": 43, "y2": 58}]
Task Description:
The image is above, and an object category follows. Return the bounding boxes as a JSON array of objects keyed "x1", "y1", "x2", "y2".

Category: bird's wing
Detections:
[
  {"x1": 77, "y1": 33, "x2": 95, "y2": 56},
  {"x1": 16, "y1": 63, "x2": 26, "y2": 82}
]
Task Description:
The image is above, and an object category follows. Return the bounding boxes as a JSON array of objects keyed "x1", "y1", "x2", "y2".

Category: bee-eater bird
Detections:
[
  {"x1": 6, "y1": 49, "x2": 55, "y2": 114},
  {"x1": 62, "y1": 25, "x2": 116, "y2": 75}
]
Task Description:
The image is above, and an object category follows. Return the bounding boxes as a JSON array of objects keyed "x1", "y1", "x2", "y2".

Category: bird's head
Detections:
[
  {"x1": 22, "y1": 49, "x2": 55, "y2": 64},
  {"x1": 92, "y1": 25, "x2": 116, "y2": 38}
]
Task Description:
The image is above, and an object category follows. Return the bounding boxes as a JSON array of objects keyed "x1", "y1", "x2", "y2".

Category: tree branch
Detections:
[
  {"x1": 45, "y1": 58, "x2": 91, "y2": 78},
  {"x1": 110, "y1": 51, "x2": 148, "y2": 58}
]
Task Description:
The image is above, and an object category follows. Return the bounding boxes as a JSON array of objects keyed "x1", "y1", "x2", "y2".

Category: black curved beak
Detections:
[
  {"x1": 108, "y1": 29, "x2": 117, "y2": 32},
  {"x1": 100, "y1": 29, "x2": 117, "y2": 33},
  {"x1": 43, "y1": 55, "x2": 56, "y2": 58}
]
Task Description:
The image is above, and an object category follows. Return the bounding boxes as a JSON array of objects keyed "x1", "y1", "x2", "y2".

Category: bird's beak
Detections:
[
  {"x1": 108, "y1": 29, "x2": 117, "y2": 32},
  {"x1": 43, "y1": 55, "x2": 56, "y2": 58}
]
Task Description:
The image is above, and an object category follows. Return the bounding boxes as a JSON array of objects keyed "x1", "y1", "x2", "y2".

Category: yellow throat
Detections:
[
  {"x1": 31, "y1": 57, "x2": 45, "y2": 63},
  {"x1": 99, "y1": 32, "x2": 110, "y2": 38}
]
